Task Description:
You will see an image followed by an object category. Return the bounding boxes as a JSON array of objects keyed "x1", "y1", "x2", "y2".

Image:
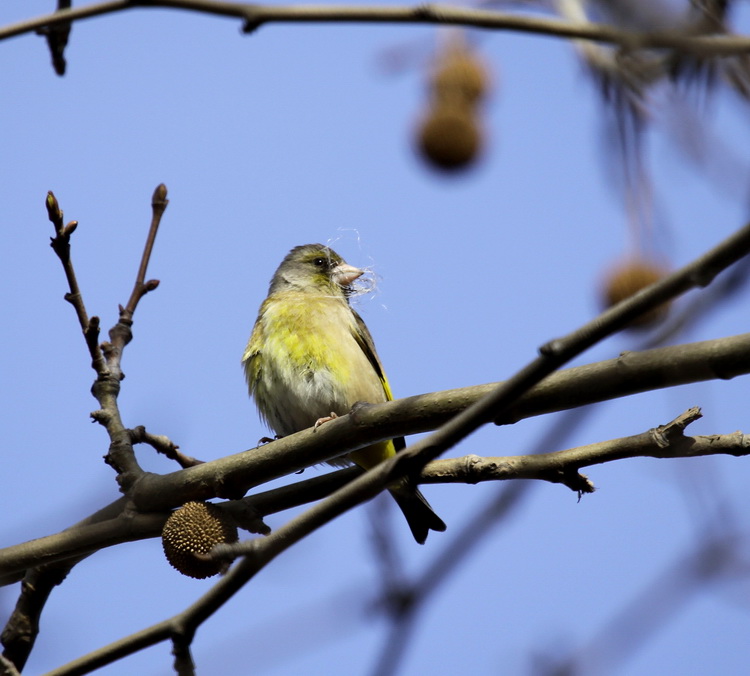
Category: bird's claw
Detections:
[{"x1": 314, "y1": 412, "x2": 338, "y2": 429}]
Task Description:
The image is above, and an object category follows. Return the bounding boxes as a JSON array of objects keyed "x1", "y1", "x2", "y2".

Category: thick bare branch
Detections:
[
  {"x1": 0, "y1": 474, "x2": 314, "y2": 585},
  {"x1": 121, "y1": 331, "x2": 750, "y2": 512},
  {"x1": 3, "y1": 325, "x2": 746, "y2": 588},
  {"x1": 0, "y1": 498, "x2": 135, "y2": 670},
  {"x1": 0, "y1": 654, "x2": 20, "y2": 676},
  {"x1": 5, "y1": 7, "x2": 747, "y2": 674},
  {"x1": 7, "y1": 410, "x2": 747, "y2": 582},
  {"x1": 1, "y1": 566, "x2": 70, "y2": 673}
]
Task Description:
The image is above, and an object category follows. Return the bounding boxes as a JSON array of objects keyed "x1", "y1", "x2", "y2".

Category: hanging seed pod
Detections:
[
  {"x1": 601, "y1": 257, "x2": 671, "y2": 329},
  {"x1": 417, "y1": 100, "x2": 482, "y2": 171},
  {"x1": 162, "y1": 501, "x2": 238, "y2": 579},
  {"x1": 431, "y1": 34, "x2": 490, "y2": 105}
]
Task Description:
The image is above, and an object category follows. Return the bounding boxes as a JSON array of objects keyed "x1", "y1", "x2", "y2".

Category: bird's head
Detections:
[{"x1": 269, "y1": 244, "x2": 364, "y2": 297}]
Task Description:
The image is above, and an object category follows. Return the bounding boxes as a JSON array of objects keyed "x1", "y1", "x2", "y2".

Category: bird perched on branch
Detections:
[{"x1": 242, "y1": 243, "x2": 446, "y2": 543}]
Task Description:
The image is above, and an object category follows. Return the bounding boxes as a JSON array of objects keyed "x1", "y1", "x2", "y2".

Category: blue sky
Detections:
[{"x1": 2, "y1": 3, "x2": 750, "y2": 675}]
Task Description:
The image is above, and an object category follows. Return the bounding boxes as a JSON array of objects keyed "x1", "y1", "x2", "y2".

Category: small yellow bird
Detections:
[{"x1": 242, "y1": 244, "x2": 446, "y2": 544}]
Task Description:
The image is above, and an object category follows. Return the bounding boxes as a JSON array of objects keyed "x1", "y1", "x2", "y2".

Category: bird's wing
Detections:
[
  {"x1": 241, "y1": 310, "x2": 266, "y2": 398},
  {"x1": 350, "y1": 308, "x2": 406, "y2": 453},
  {"x1": 350, "y1": 308, "x2": 389, "y2": 396}
]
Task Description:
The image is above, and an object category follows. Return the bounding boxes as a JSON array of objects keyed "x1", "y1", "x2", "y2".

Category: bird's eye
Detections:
[{"x1": 312, "y1": 257, "x2": 328, "y2": 268}]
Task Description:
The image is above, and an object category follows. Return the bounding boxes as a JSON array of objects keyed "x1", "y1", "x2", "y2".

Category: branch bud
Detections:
[
  {"x1": 152, "y1": 183, "x2": 168, "y2": 208},
  {"x1": 45, "y1": 191, "x2": 63, "y2": 228},
  {"x1": 62, "y1": 220, "x2": 78, "y2": 237}
]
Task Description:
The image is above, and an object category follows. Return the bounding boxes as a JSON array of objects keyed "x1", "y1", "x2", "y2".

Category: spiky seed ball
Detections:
[
  {"x1": 417, "y1": 102, "x2": 482, "y2": 171},
  {"x1": 602, "y1": 258, "x2": 671, "y2": 329},
  {"x1": 432, "y1": 40, "x2": 489, "y2": 105},
  {"x1": 162, "y1": 501, "x2": 238, "y2": 579}
]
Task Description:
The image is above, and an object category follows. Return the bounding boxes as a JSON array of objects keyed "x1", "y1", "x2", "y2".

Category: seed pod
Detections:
[
  {"x1": 431, "y1": 35, "x2": 489, "y2": 105},
  {"x1": 601, "y1": 258, "x2": 671, "y2": 329},
  {"x1": 417, "y1": 101, "x2": 482, "y2": 171},
  {"x1": 162, "y1": 501, "x2": 238, "y2": 579}
]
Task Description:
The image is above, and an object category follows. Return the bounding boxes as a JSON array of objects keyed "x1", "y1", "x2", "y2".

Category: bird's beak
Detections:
[{"x1": 331, "y1": 262, "x2": 364, "y2": 287}]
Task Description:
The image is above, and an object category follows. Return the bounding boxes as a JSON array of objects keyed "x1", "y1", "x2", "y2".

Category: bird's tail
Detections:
[
  {"x1": 389, "y1": 481, "x2": 446, "y2": 545},
  {"x1": 349, "y1": 439, "x2": 446, "y2": 544}
]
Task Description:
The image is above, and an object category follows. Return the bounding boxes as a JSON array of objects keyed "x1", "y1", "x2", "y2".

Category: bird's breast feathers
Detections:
[{"x1": 243, "y1": 294, "x2": 386, "y2": 436}]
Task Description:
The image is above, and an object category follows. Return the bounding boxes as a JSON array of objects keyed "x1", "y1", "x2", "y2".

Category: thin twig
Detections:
[
  {"x1": 130, "y1": 425, "x2": 203, "y2": 468},
  {"x1": 102, "y1": 184, "x2": 167, "y2": 380},
  {"x1": 43, "y1": 619, "x2": 176, "y2": 676},
  {"x1": 421, "y1": 408, "x2": 750, "y2": 487},
  {"x1": 45, "y1": 191, "x2": 106, "y2": 374},
  {"x1": 214, "y1": 408, "x2": 742, "y2": 566},
  {"x1": 123, "y1": 183, "x2": 167, "y2": 319},
  {"x1": 95, "y1": 185, "x2": 168, "y2": 483}
]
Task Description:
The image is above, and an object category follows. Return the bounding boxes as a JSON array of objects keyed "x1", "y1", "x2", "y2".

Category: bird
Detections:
[{"x1": 242, "y1": 243, "x2": 446, "y2": 544}]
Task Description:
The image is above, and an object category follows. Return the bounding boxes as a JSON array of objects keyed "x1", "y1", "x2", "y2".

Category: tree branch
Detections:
[
  {"x1": 0, "y1": 473, "x2": 327, "y2": 586},
  {"x1": 100, "y1": 183, "x2": 166, "y2": 382},
  {"x1": 37, "y1": 0, "x2": 72, "y2": 75},
  {"x1": 130, "y1": 425, "x2": 204, "y2": 469},
  {"x1": 123, "y1": 330, "x2": 750, "y2": 512},
  {"x1": 122, "y1": 183, "x2": 166, "y2": 319},
  {"x1": 0, "y1": 566, "x2": 70, "y2": 673},
  {"x1": 3, "y1": 413, "x2": 746, "y2": 583},
  {"x1": 0, "y1": 498, "x2": 135, "y2": 671},
  {"x1": 2, "y1": 187, "x2": 170, "y2": 671},
  {"x1": 45, "y1": 191, "x2": 106, "y2": 375},
  {"x1": 422, "y1": 408, "x2": 750, "y2": 490},
  {"x1": 91, "y1": 185, "x2": 168, "y2": 487},
  {"x1": 208, "y1": 408, "x2": 745, "y2": 568},
  {"x1": 3, "y1": 1, "x2": 750, "y2": 57},
  {"x1": 6, "y1": 410, "x2": 746, "y2": 584},
  {"x1": 2, "y1": 326, "x2": 749, "y2": 585}
]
